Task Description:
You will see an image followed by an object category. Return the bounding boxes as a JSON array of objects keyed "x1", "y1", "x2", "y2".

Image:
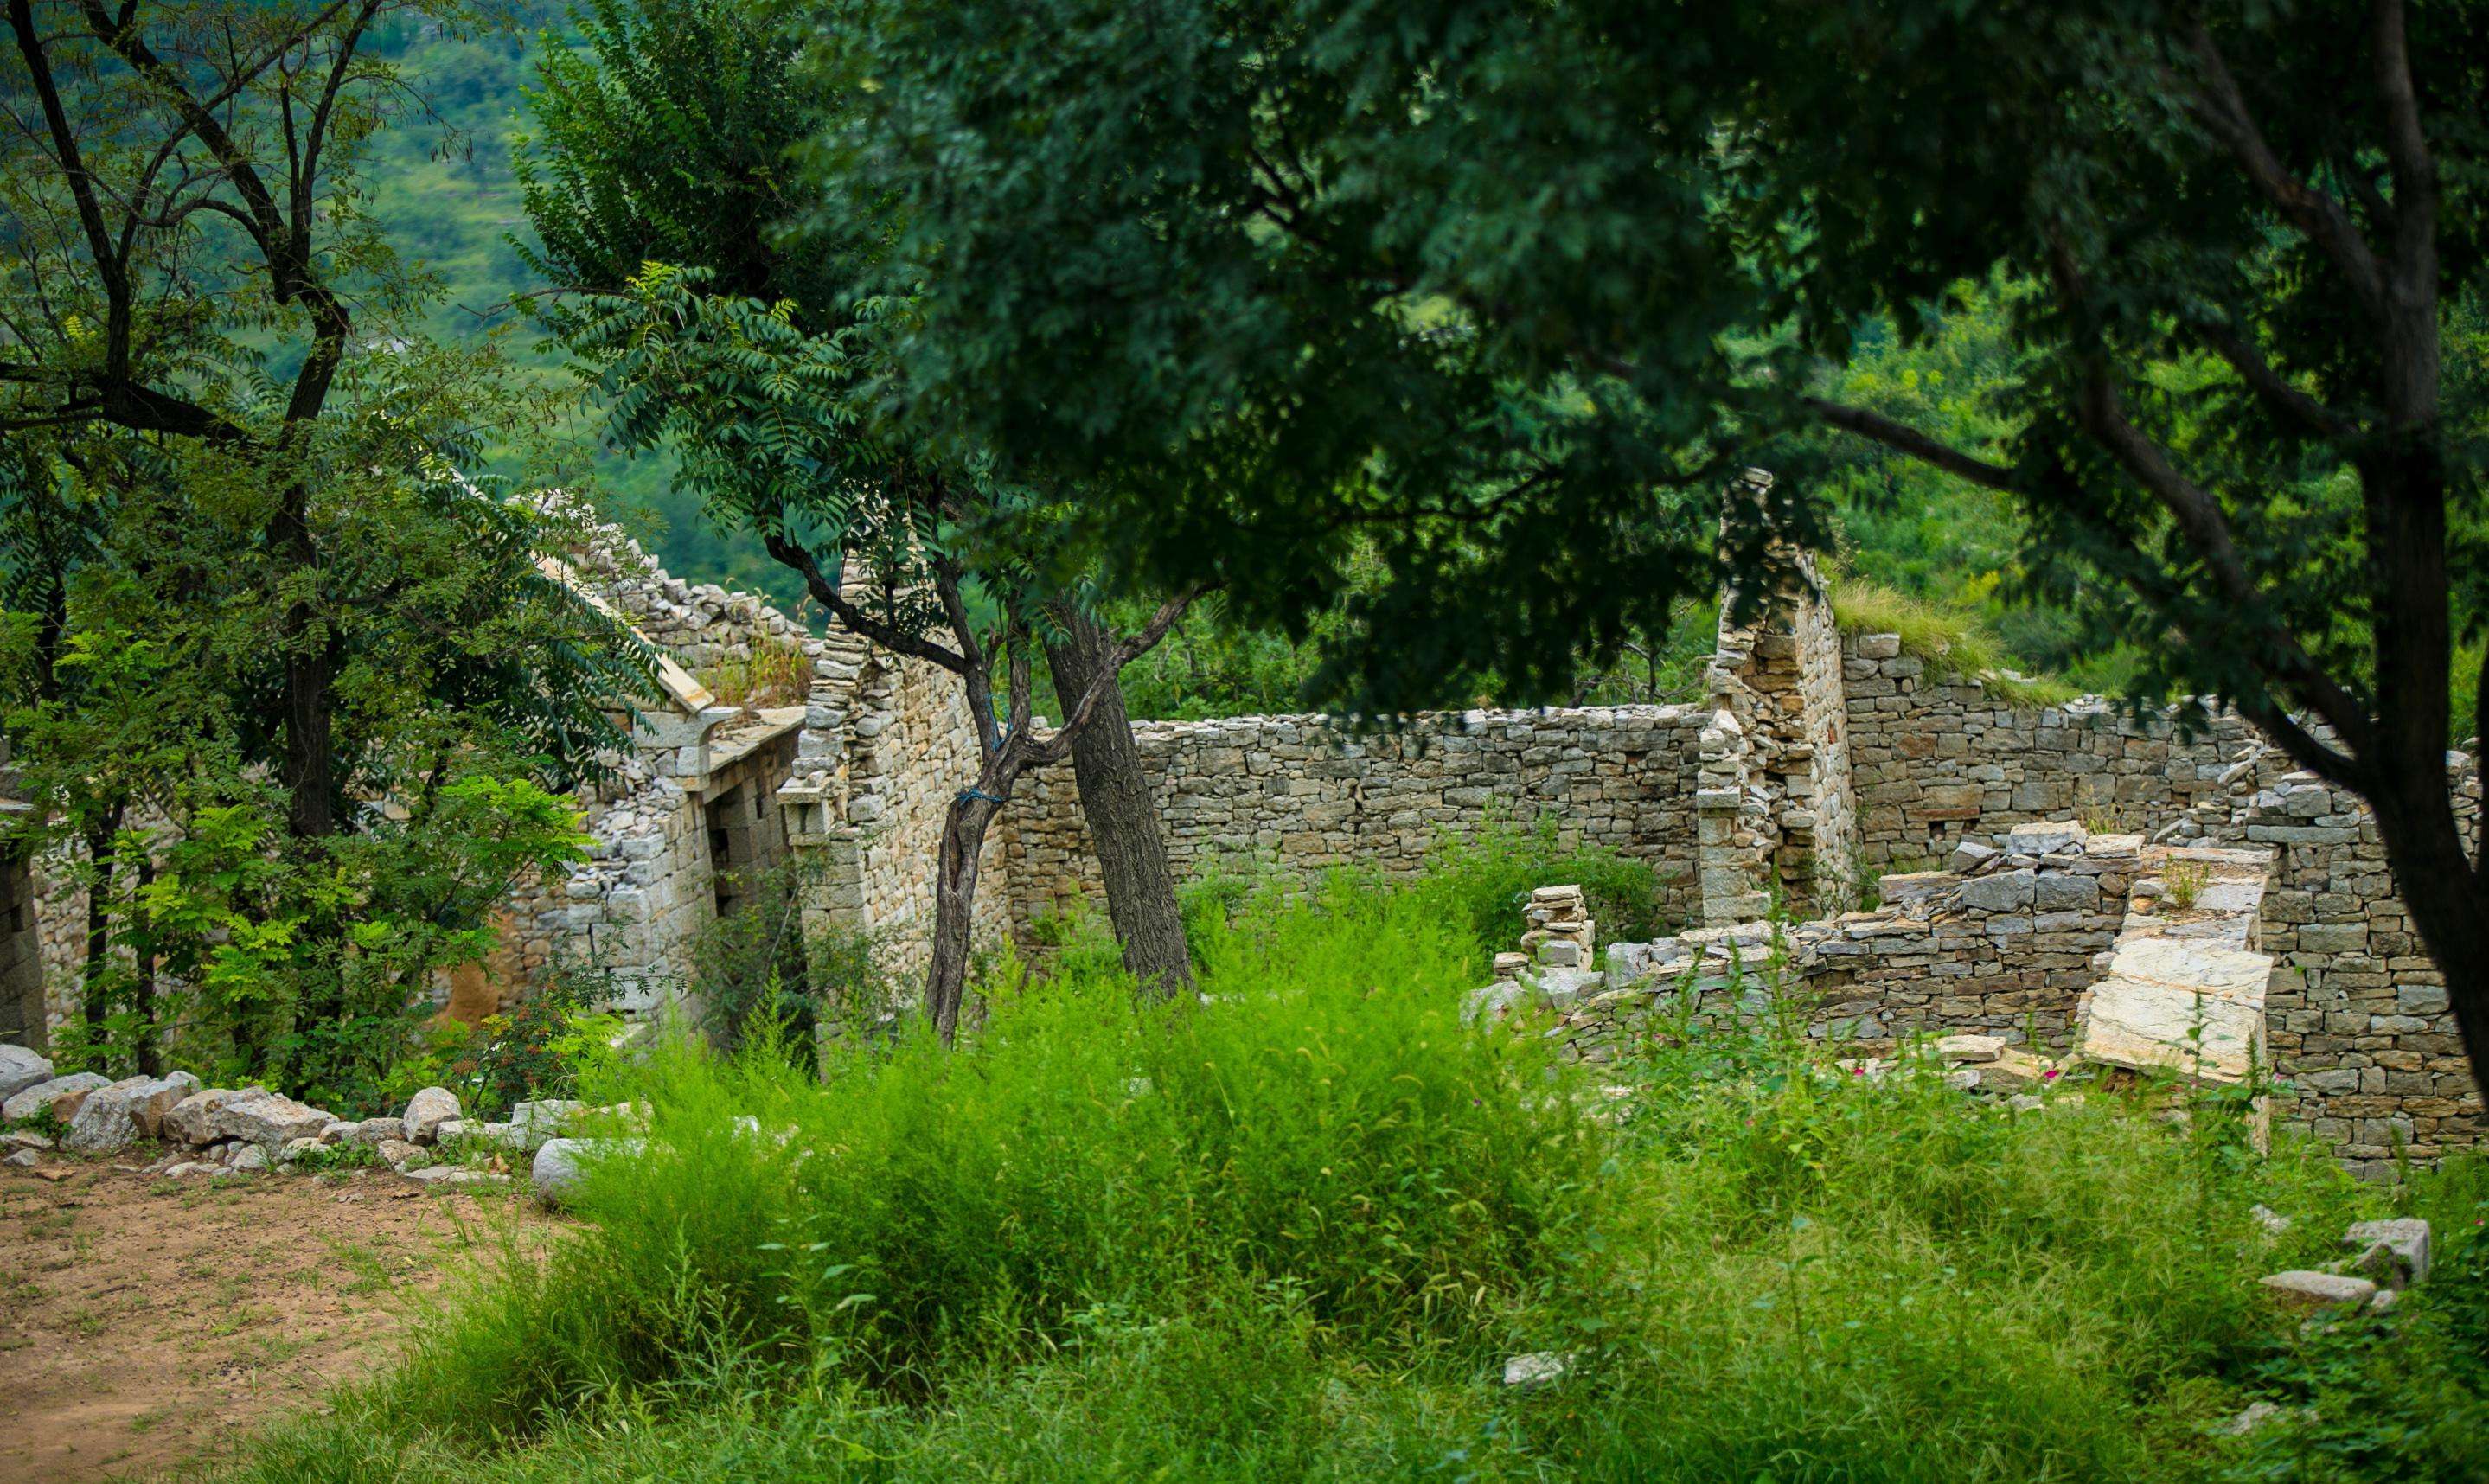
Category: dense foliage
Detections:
[{"x1": 0, "y1": 0, "x2": 657, "y2": 1107}]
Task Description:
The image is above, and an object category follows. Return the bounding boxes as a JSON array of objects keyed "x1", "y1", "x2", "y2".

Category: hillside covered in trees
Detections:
[{"x1": 362, "y1": 7, "x2": 2155, "y2": 717}]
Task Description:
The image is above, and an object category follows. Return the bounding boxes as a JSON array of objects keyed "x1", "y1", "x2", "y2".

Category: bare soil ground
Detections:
[{"x1": 0, "y1": 1152, "x2": 560, "y2": 1482}]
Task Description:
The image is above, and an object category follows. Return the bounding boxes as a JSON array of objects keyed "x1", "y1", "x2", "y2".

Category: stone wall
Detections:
[
  {"x1": 1004, "y1": 706, "x2": 1713, "y2": 932},
  {"x1": 837, "y1": 652, "x2": 1011, "y2": 981},
  {"x1": 1707, "y1": 531, "x2": 1859, "y2": 917},
  {"x1": 1832, "y1": 630, "x2": 2483, "y2": 1174},
  {"x1": 1840, "y1": 635, "x2": 2259, "y2": 869},
  {"x1": 2170, "y1": 752, "x2": 2482, "y2": 1177},
  {"x1": 0, "y1": 835, "x2": 42, "y2": 1048},
  {"x1": 1578, "y1": 822, "x2": 2140, "y2": 1059},
  {"x1": 499, "y1": 530, "x2": 848, "y2": 1014}
]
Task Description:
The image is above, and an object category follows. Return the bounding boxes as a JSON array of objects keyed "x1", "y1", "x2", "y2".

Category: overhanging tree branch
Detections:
[
  {"x1": 1799, "y1": 397, "x2": 2021, "y2": 490},
  {"x1": 1020, "y1": 585, "x2": 1202, "y2": 767},
  {"x1": 2183, "y1": 22, "x2": 2390, "y2": 317},
  {"x1": 757, "y1": 520, "x2": 969, "y2": 673}
]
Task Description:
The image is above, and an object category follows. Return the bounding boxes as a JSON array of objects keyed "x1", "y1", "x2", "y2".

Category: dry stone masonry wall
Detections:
[
  {"x1": 1004, "y1": 706, "x2": 1713, "y2": 932},
  {"x1": 1001, "y1": 572, "x2": 2475, "y2": 1173}
]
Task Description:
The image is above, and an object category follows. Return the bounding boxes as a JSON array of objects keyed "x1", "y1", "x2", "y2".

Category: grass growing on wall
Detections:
[
  {"x1": 219, "y1": 861, "x2": 2489, "y2": 1484},
  {"x1": 1831, "y1": 579, "x2": 2082, "y2": 708}
]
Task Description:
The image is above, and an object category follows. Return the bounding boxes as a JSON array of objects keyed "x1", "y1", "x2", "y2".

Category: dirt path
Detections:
[{"x1": 0, "y1": 1154, "x2": 560, "y2": 1482}]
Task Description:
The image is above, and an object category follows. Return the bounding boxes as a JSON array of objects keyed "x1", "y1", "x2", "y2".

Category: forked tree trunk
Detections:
[{"x1": 1043, "y1": 606, "x2": 1194, "y2": 995}]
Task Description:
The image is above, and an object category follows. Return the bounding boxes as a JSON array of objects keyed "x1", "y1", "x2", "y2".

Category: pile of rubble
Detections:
[
  {"x1": 1468, "y1": 883, "x2": 1609, "y2": 1027},
  {"x1": 2258, "y1": 1214, "x2": 2435, "y2": 1319},
  {"x1": 0, "y1": 1044, "x2": 610, "y2": 1190}
]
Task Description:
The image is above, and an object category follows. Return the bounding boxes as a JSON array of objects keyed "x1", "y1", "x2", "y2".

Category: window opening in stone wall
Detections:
[{"x1": 711, "y1": 781, "x2": 754, "y2": 919}]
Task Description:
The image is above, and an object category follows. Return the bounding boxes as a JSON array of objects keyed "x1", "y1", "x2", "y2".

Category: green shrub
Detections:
[
  {"x1": 1420, "y1": 813, "x2": 1668, "y2": 947},
  {"x1": 342, "y1": 873, "x2": 1577, "y2": 1448},
  {"x1": 2214, "y1": 1170, "x2": 2489, "y2": 1484},
  {"x1": 439, "y1": 962, "x2": 625, "y2": 1118}
]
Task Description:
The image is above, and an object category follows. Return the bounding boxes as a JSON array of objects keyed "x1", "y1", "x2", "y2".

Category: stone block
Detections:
[
  {"x1": 3, "y1": 1072, "x2": 110, "y2": 1124},
  {"x1": 1959, "y1": 869, "x2": 2036, "y2": 912},
  {"x1": 0, "y1": 1045, "x2": 53, "y2": 1103}
]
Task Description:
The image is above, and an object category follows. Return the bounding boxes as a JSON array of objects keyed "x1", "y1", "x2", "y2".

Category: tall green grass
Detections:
[
  {"x1": 221, "y1": 868, "x2": 2484, "y2": 1484},
  {"x1": 1832, "y1": 577, "x2": 2081, "y2": 707}
]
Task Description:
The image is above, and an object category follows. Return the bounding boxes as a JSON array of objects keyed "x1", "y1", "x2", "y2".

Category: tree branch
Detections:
[
  {"x1": 929, "y1": 553, "x2": 1002, "y2": 760},
  {"x1": 757, "y1": 524, "x2": 968, "y2": 674},
  {"x1": 10, "y1": 0, "x2": 130, "y2": 374},
  {"x1": 1020, "y1": 587, "x2": 1203, "y2": 767},
  {"x1": 2369, "y1": 0, "x2": 2435, "y2": 266},
  {"x1": 1799, "y1": 397, "x2": 2021, "y2": 491},
  {"x1": 2196, "y1": 322, "x2": 2358, "y2": 439},
  {"x1": 2182, "y1": 22, "x2": 2390, "y2": 317},
  {"x1": 2069, "y1": 366, "x2": 2374, "y2": 758}
]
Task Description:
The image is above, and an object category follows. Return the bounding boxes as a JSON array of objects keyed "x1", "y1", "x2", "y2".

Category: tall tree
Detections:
[
  {"x1": 837, "y1": 0, "x2": 2489, "y2": 1092},
  {"x1": 1, "y1": 0, "x2": 659, "y2": 1089},
  {"x1": 3, "y1": 0, "x2": 431, "y2": 837},
  {"x1": 518, "y1": 0, "x2": 1198, "y2": 1038}
]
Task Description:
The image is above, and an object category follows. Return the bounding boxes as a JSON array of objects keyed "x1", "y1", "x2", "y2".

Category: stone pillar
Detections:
[{"x1": 1708, "y1": 470, "x2": 1862, "y2": 918}]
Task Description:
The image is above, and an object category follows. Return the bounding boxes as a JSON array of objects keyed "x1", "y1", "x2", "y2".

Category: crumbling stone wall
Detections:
[
  {"x1": 502, "y1": 532, "x2": 850, "y2": 1014},
  {"x1": 1831, "y1": 630, "x2": 2482, "y2": 1173},
  {"x1": 830, "y1": 651, "x2": 1010, "y2": 981},
  {"x1": 1004, "y1": 706, "x2": 1713, "y2": 932},
  {"x1": 1841, "y1": 637, "x2": 2259, "y2": 867},
  {"x1": 1578, "y1": 822, "x2": 2140, "y2": 1059},
  {"x1": 1706, "y1": 534, "x2": 1859, "y2": 917},
  {"x1": 0, "y1": 844, "x2": 42, "y2": 1048},
  {"x1": 2167, "y1": 752, "x2": 2483, "y2": 1177}
]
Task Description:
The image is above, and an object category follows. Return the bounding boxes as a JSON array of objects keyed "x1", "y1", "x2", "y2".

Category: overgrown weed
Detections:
[{"x1": 221, "y1": 870, "x2": 2486, "y2": 1484}]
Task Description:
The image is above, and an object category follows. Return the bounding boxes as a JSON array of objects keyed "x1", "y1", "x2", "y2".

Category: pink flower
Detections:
[{"x1": 2043, "y1": 1068, "x2": 2062, "y2": 1081}]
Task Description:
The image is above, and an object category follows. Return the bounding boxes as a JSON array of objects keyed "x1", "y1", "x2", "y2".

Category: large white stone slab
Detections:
[{"x1": 2076, "y1": 937, "x2": 2272, "y2": 1084}]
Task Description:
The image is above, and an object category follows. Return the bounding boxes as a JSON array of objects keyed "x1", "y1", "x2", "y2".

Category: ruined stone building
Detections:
[{"x1": 0, "y1": 522, "x2": 2477, "y2": 1174}]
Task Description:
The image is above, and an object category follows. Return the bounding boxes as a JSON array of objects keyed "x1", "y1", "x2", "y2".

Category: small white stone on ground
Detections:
[
  {"x1": 404, "y1": 1164, "x2": 507, "y2": 1188},
  {"x1": 1500, "y1": 1351, "x2": 1573, "y2": 1389}
]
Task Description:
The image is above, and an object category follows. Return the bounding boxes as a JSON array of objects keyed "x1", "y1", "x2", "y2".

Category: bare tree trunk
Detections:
[
  {"x1": 1042, "y1": 605, "x2": 1193, "y2": 995},
  {"x1": 131, "y1": 852, "x2": 157, "y2": 1078},
  {"x1": 926, "y1": 789, "x2": 1004, "y2": 1043},
  {"x1": 272, "y1": 489, "x2": 340, "y2": 842},
  {"x1": 76, "y1": 803, "x2": 121, "y2": 1038}
]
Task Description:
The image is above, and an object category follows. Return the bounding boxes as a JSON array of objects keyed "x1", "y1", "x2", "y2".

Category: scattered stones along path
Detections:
[{"x1": 0, "y1": 1156, "x2": 560, "y2": 1482}]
